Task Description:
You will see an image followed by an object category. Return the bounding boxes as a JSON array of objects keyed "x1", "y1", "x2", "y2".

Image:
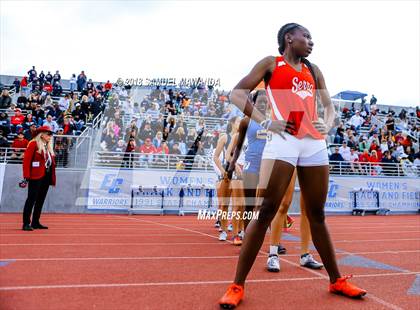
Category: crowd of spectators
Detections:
[
  {"x1": 0, "y1": 66, "x2": 111, "y2": 166},
  {"x1": 330, "y1": 97, "x2": 420, "y2": 176}
]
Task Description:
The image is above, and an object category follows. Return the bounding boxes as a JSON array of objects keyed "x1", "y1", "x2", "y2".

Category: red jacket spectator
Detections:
[
  {"x1": 156, "y1": 144, "x2": 169, "y2": 154},
  {"x1": 104, "y1": 81, "x2": 112, "y2": 91},
  {"x1": 11, "y1": 110, "x2": 25, "y2": 125},
  {"x1": 23, "y1": 140, "x2": 56, "y2": 185},
  {"x1": 359, "y1": 150, "x2": 370, "y2": 163},
  {"x1": 11, "y1": 135, "x2": 28, "y2": 150},
  {"x1": 43, "y1": 83, "x2": 53, "y2": 93},
  {"x1": 20, "y1": 76, "x2": 28, "y2": 87},
  {"x1": 140, "y1": 139, "x2": 157, "y2": 154}
]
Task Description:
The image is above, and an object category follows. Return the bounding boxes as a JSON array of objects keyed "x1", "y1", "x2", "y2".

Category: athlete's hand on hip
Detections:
[
  {"x1": 312, "y1": 120, "x2": 329, "y2": 136},
  {"x1": 268, "y1": 120, "x2": 295, "y2": 139}
]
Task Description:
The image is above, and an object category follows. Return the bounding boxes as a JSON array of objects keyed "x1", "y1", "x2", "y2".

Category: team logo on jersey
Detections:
[
  {"x1": 291, "y1": 76, "x2": 313, "y2": 100},
  {"x1": 277, "y1": 61, "x2": 286, "y2": 67}
]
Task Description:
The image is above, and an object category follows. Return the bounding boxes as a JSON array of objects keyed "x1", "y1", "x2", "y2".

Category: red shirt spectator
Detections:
[
  {"x1": 20, "y1": 76, "x2": 28, "y2": 87},
  {"x1": 104, "y1": 81, "x2": 112, "y2": 91},
  {"x1": 43, "y1": 83, "x2": 53, "y2": 93},
  {"x1": 140, "y1": 139, "x2": 157, "y2": 154},
  {"x1": 11, "y1": 133, "x2": 28, "y2": 150},
  {"x1": 359, "y1": 150, "x2": 370, "y2": 163},
  {"x1": 156, "y1": 143, "x2": 169, "y2": 154},
  {"x1": 11, "y1": 109, "x2": 25, "y2": 125}
]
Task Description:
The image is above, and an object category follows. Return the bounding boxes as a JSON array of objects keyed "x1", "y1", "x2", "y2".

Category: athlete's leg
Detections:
[
  {"x1": 269, "y1": 169, "x2": 297, "y2": 249},
  {"x1": 234, "y1": 159, "x2": 295, "y2": 285},
  {"x1": 216, "y1": 179, "x2": 232, "y2": 235},
  {"x1": 231, "y1": 180, "x2": 244, "y2": 238},
  {"x1": 242, "y1": 172, "x2": 259, "y2": 229},
  {"x1": 299, "y1": 196, "x2": 311, "y2": 255},
  {"x1": 297, "y1": 165, "x2": 340, "y2": 282}
]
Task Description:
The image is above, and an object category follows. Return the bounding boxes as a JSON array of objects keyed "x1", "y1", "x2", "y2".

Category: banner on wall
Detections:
[
  {"x1": 87, "y1": 167, "x2": 419, "y2": 214},
  {"x1": 0, "y1": 163, "x2": 5, "y2": 206},
  {"x1": 325, "y1": 176, "x2": 420, "y2": 213},
  {"x1": 87, "y1": 168, "x2": 217, "y2": 210}
]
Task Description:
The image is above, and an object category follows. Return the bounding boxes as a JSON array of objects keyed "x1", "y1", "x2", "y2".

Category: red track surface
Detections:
[{"x1": 0, "y1": 214, "x2": 419, "y2": 309}]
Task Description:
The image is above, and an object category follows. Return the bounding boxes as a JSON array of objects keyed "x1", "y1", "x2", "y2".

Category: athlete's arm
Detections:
[
  {"x1": 227, "y1": 118, "x2": 249, "y2": 176},
  {"x1": 230, "y1": 57, "x2": 291, "y2": 137},
  {"x1": 213, "y1": 133, "x2": 228, "y2": 176},
  {"x1": 312, "y1": 64, "x2": 336, "y2": 134},
  {"x1": 230, "y1": 57, "x2": 272, "y2": 124}
]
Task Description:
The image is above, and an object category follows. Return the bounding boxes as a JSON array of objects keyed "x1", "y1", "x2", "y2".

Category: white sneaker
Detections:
[
  {"x1": 266, "y1": 255, "x2": 280, "y2": 272},
  {"x1": 228, "y1": 224, "x2": 233, "y2": 232},
  {"x1": 219, "y1": 231, "x2": 227, "y2": 241},
  {"x1": 300, "y1": 253, "x2": 323, "y2": 269}
]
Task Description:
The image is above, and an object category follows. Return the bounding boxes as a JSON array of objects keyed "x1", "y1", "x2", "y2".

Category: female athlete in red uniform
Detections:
[{"x1": 219, "y1": 23, "x2": 366, "y2": 308}]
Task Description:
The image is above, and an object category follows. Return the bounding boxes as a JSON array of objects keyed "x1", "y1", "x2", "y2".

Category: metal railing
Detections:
[
  {"x1": 329, "y1": 160, "x2": 419, "y2": 177},
  {"x1": 0, "y1": 133, "x2": 91, "y2": 168},
  {"x1": 91, "y1": 151, "x2": 213, "y2": 171},
  {"x1": 89, "y1": 151, "x2": 419, "y2": 177}
]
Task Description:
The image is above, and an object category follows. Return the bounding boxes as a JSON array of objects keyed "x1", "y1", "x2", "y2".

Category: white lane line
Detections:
[
  {"x1": 0, "y1": 272, "x2": 418, "y2": 292},
  {"x1": 0, "y1": 242, "x2": 227, "y2": 246},
  {"x1": 114, "y1": 216, "x2": 407, "y2": 310},
  {"x1": 2, "y1": 250, "x2": 419, "y2": 262}
]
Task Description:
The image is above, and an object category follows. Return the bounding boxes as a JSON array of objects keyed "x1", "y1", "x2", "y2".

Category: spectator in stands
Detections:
[
  {"x1": 13, "y1": 77, "x2": 21, "y2": 93},
  {"x1": 139, "y1": 123, "x2": 154, "y2": 144},
  {"x1": 349, "y1": 110, "x2": 364, "y2": 132},
  {"x1": 23, "y1": 113, "x2": 36, "y2": 130},
  {"x1": 71, "y1": 104, "x2": 85, "y2": 131},
  {"x1": 102, "y1": 127, "x2": 117, "y2": 151},
  {"x1": 156, "y1": 141, "x2": 169, "y2": 154},
  {"x1": 43, "y1": 115, "x2": 59, "y2": 133},
  {"x1": 16, "y1": 91, "x2": 28, "y2": 109},
  {"x1": 380, "y1": 138, "x2": 389, "y2": 154},
  {"x1": 20, "y1": 76, "x2": 28, "y2": 96},
  {"x1": 10, "y1": 130, "x2": 28, "y2": 160},
  {"x1": 10, "y1": 108, "x2": 25, "y2": 134},
  {"x1": 385, "y1": 114, "x2": 395, "y2": 132},
  {"x1": 122, "y1": 138, "x2": 137, "y2": 168},
  {"x1": 330, "y1": 146, "x2": 344, "y2": 161},
  {"x1": 54, "y1": 128, "x2": 69, "y2": 167},
  {"x1": 333, "y1": 122, "x2": 345, "y2": 144},
  {"x1": 52, "y1": 70, "x2": 61, "y2": 85},
  {"x1": 59, "y1": 94, "x2": 70, "y2": 112},
  {"x1": 42, "y1": 81, "x2": 53, "y2": 96},
  {"x1": 171, "y1": 126, "x2": 187, "y2": 154},
  {"x1": 153, "y1": 131, "x2": 163, "y2": 148},
  {"x1": 170, "y1": 142, "x2": 182, "y2": 156},
  {"x1": 338, "y1": 141, "x2": 351, "y2": 161},
  {"x1": 52, "y1": 81, "x2": 63, "y2": 96},
  {"x1": 62, "y1": 117, "x2": 76, "y2": 135},
  {"x1": 77, "y1": 71, "x2": 87, "y2": 91},
  {"x1": 86, "y1": 79, "x2": 94, "y2": 91},
  {"x1": 113, "y1": 139, "x2": 126, "y2": 153},
  {"x1": 381, "y1": 150, "x2": 398, "y2": 176},
  {"x1": 69, "y1": 74, "x2": 77, "y2": 92},
  {"x1": 0, "y1": 112, "x2": 10, "y2": 135},
  {"x1": 0, "y1": 90, "x2": 12, "y2": 108},
  {"x1": 139, "y1": 138, "x2": 156, "y2": 166},
  {"x1": 32, "y1": 104, "x2": 45, "y2": 126},
  {"x1": 38, "y1": 70, "x2": 45, "y2": 85},
  {"x1": 0, "y1": 129, "x2": 9, "y2": 149},
  {"x1": 24, "y1": 124, "x2": 37, "y2": 141},
  {"x1": 27, "y1": 66, "x2": 37, "y2": 82},
  {"x1": 31, "y1": 76, "x2": 40, "y2": 92},
  {"x1": 45, "y1": 71, "x2": 53, "y2": 84}
]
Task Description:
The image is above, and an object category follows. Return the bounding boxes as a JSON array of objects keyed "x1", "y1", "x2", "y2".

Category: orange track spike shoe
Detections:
[
  {"x1": 219, "y1": 284, "x2": 244, "y2": 309},
  {"x1": 329, "y1": 275, "x2": 367, "y2": 298}
]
